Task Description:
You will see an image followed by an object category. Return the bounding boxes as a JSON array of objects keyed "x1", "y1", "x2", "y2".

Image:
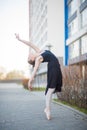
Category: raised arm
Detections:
[{"x1": 15, "y1": 33, "x2": 41, "y2": 53}]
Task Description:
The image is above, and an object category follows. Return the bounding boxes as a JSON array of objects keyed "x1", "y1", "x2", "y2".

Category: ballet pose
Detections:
[{"x1": 15, "y1": 33, "x2": 62, "y2": 120}]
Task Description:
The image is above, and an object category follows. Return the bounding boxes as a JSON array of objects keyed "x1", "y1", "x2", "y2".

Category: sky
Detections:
[
  {"x1": 0, "y1": 0, "x2": 29, "y2": 76},
  {"x1": 0, "y1": 0, "x2": 64, "y2": 77}
]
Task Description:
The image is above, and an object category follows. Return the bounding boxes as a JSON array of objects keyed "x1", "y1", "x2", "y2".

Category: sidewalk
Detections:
[
  {"x1": 32, "y1": 91, "x2": 87, "y2": 118},
  {"x1": 0, "y1": 83, "x2": 87, "y2": 130}
]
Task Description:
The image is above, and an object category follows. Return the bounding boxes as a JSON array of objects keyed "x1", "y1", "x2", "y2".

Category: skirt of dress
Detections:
[{"x1": 45, "y1": 66, "x2": 62, "y2": 95}]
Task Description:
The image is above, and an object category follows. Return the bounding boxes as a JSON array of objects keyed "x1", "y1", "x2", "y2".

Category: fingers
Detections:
[
  {"x1": 28, "y1": 85, "x2": 33, "y2": 91},
  {"x1": 29, "y1": 86, "x2": 33, "y2": 91},
  {"x1": 15, "y1": 33, "x2": 19, "y2": 39},
  {"x1": 15, "y1": 33, "x2": 18, "y2": 37},
  {"x1": 28, "y1": 81, "x2": 33, "y2": 91}
]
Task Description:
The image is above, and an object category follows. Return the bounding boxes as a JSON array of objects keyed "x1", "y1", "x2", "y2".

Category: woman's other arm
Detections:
[{"x1": 28, "y1": 56, "x2": 43, "y2": 90}]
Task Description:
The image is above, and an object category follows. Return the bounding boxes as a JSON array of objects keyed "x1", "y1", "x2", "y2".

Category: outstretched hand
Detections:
[
  {"x1": 15, "y1": 33, "x2": 20, "y2": 40},
  {"x1": 28, "y1": 78, "x2": 34, "y2": 91}
]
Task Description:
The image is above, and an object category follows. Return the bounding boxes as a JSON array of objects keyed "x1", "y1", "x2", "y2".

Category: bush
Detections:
[
  {"x1": 22, "y1": 78, "x2": 45, "y2": 91},
  {"x1": 22, "y1": 78, "x2": 29, "y2": 89},
  {"x1": 59, "y1": 65, "x2": 87, "y2": 109}
]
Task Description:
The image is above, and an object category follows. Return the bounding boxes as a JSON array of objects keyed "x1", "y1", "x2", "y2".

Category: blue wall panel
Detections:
[{"x1": 64, "y1": 0, "x2": 68, "y2": 65}]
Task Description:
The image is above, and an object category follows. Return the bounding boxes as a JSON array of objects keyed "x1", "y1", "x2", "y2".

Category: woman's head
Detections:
[{"x1": 28, "y1": 53, "x2": 36, "y2": 66}]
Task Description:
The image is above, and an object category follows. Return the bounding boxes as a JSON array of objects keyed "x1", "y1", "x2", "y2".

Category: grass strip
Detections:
[{"x1": 53, "y1": 98, "x2": 87, "y2": 114}]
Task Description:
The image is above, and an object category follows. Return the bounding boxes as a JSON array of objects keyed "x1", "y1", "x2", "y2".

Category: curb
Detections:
[
  {"x1": 31, "y1": 91, "x2": 87, "y2": 119},
  {"x1": 52, "y1": 100, "x2": 87, "y2": 119}
]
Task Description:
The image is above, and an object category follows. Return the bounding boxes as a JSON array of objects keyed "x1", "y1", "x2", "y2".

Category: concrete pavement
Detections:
[{"x1": 0, "y1": 83, "x2": 87, "y2": 130}]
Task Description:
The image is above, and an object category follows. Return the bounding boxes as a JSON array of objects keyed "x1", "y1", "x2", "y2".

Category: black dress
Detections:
[{"x1": 41, "y1": 50, "x2": 63, "y2": 95}]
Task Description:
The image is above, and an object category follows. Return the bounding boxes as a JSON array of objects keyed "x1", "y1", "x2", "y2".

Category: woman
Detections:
[{"x1": 15, "y1": 33, "x2": 62, "y2": 120}]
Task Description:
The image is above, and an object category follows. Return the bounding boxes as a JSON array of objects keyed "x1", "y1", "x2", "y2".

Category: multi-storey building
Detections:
[
  {"x1": 64, "y1": 0, "x2": 87, "y2": 80},
  {"x1": 29, "y1": 0, "x2": 64, "y2": 56},
  {"x1": 29, "y1": 0, "x2": 48, "y2": 50},
  {"x1": 29, "y1": 0, "x2": 64, "y2": 87}
]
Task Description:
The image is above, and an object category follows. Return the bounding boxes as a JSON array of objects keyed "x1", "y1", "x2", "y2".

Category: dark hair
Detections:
[{"x1": 28, "y1": 60, "x2": 35, "y2": 67}]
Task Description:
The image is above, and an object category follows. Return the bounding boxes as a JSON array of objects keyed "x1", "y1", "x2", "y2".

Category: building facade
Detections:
[
  {"x1": 64, "y1": 0, "x2": 87, "y2": 81},
  {"x1": 29, "y1": 0, "x2": 64, "y2": 56},
  {"x1": 64, "y1": 0, "x2": 87, "y2": 64},
  {"x1": 29, "y1": 0, "x2": 48, "y2": 87},
  {"x1": 29, "y1": 0, "x2": 48, "y2": 50},
  {"x1": 29, "y1": 0, "x2": 64, "y2": 87}
]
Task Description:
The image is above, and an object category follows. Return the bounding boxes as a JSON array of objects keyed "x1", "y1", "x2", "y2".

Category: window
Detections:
[
  {"x1": 81, "y1": 35, "x2": 87, "y2": 54},
  {"x1": 81, "y1": 8, "x2": 87, "y2": 28},
  {"x1": 68, "y1": 0, "x2": 78, "y2": 18},
  {"x1": 68, "y1": 25, "x2": 71, "y2": 37},
  {"x1": 80, "y1": 0, "x2": 86, "y2": 4},
  {"x1": 69, "y1": 40, "x2": 80, "y2": 59},
  {"x1": 68, "y1": 17, "x2": 78, "y2": 37}
]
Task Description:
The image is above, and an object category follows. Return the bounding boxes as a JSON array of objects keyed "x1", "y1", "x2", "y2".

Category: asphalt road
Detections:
[{"x1": 0, "y1": 83, "x2": 87, "y2": 130}]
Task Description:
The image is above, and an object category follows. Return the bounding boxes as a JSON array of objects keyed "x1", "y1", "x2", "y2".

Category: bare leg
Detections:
[{"x1": 44, "y1": 88, "x2": 55, "y2": 120}]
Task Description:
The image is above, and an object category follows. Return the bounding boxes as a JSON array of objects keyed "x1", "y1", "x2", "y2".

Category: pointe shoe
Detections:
[{"x1": 44, "y1": 109, "x2": 51, "y2": 120}]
